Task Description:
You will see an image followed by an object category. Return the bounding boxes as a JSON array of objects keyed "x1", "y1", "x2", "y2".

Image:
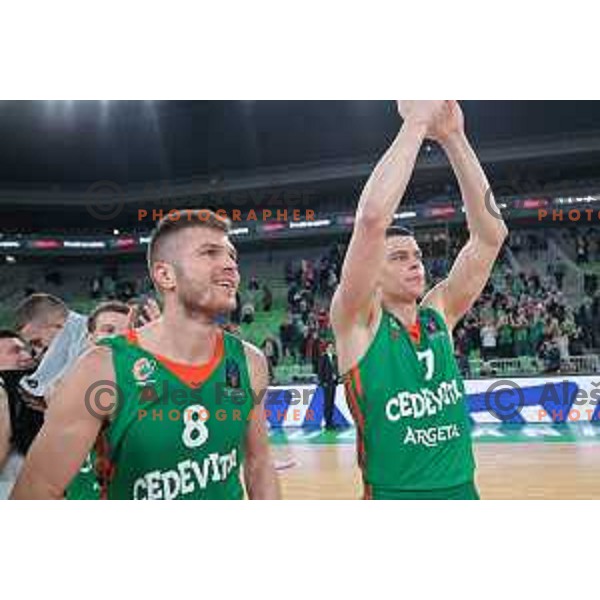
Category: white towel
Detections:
[
  {"x1": 20, "y1": 311, "x2": 89, "y2": 399},
  {"x1": 0, "y1": 451, "x2": 24, "y2": 500}
]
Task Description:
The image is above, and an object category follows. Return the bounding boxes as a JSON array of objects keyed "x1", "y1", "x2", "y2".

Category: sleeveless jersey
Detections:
[
  {"x1": 94, "y1": 330, "x2": 254, "y2": 500},
  {"x1": 343, "y1": 306, "x2": 475, "y2": 498},
  {"x1": 65, "y1": 450, "x2": 100, "y2": 500}
]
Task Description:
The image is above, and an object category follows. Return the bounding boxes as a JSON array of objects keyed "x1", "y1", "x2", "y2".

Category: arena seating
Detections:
[{"x1": 1, "y1": 225, "x2": 599, "y2": 383}]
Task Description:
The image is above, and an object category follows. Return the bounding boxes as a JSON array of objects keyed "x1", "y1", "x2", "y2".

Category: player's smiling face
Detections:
[
  {"x1": 172, "y1": 227, "x2": 240, "y2": 316},
  {"x1": 380, "y1": 235, "x2": 426, "y2": 301}
]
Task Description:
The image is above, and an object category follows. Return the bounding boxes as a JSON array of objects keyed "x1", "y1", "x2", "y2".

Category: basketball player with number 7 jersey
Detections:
[
  {"x1": 11, "y1": 210, "x2": 281, "y2": 500},
  {"x1": 331, "y1": 101, "x2": 508, "y2": 499}
]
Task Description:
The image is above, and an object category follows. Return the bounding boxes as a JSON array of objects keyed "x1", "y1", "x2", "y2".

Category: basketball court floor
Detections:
[{"x1": 269, "y1": 423, "x2": 600, "y2": 499}]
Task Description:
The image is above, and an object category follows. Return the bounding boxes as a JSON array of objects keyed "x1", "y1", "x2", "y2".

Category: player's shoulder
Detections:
[
  {"x1": 71, "y1": 344, "x2": 115, "y2": 380},
  {"x1": 330, "y1": 288, "x2": 381, "y2": 334},
  {"x1": 418, "y1": 297, "x2": 442, "y2": 314}
]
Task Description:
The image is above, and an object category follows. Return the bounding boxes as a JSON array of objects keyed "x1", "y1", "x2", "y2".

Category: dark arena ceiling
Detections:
[
  {"x1": 2, "y1": 101, "x2": 600, "y2": 235},
  {"x1": 0, "y1": 100, "x2": 599, "y2": 185}
]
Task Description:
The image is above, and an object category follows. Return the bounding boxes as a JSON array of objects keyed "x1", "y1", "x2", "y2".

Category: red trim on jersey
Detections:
[
  {"x1": 407, "y1": 321, "x2": 421, "y2": 345},
  {"x1": 344, "y1": 369, "x2": 367, "y2": 473},
  {"x1": 345, "y1": 367, "x2": 376, "y2": 500},
  {"x1": 94, "y1": 427, "x2": 115, "y2": 501},
  {"x1": 125, "y1": 329, "x2": 224, "y2": 388},
  {"x1": 352, "y1": 364, "x2": 364, "y2": 399}
]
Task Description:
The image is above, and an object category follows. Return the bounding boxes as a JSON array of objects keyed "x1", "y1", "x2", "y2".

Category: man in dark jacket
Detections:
[{"x1": 318, "y1": 342, "x2": 339, "y2": 430}]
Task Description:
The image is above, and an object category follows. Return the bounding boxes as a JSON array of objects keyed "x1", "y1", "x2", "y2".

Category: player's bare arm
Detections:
[
  {"x1": 422, "y1": 101, "x2": 508, "y2": 331},
  {"x1": 0, "y1": 386, "x2": 10, "y2": 470},
  {"x1": 242, "y1": 342, "x2": 281, "y2": 499},
  {"x1": 10, "y1": 345, "x2": 115, "y2": 499},
  {"x1": 331, "y1": 101, "x2": 445, "y2": 370}
]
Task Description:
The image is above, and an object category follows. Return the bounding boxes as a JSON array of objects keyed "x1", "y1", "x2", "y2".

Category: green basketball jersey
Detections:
[
  {"x1": 343, "y1": 306, "x2": 475, "y2": 498},
  {"x1": 95, "y1": 331, "x2": 254, "y2": 500},
  {"x1": 65, "y1": 450, "x2": 100, "y2": 500}
]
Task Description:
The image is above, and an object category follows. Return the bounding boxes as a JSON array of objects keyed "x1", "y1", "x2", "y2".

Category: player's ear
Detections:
[{"x1": 153, "y1": 260, "x2": 176, "y2": 292}]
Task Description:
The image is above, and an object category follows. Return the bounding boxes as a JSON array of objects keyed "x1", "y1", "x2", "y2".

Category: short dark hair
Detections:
[
  {"x1": 385, "y1": 225, "x2": 414, "y2": 239},
  {"x1": 0, "y1": 329, "x2": 23, "y2": 341},
  {"x1": 14, "y1": 293, "x2": 68, "y2": 330},
  {"x1": 147, "y1": 208, "x2": 231, "y2": 269},
  {"x1": 87, "y1": 301, "x2": 131, "y2": 334}
]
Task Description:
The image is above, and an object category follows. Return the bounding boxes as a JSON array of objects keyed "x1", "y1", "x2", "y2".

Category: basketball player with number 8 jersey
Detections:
[
  {"x1": 11, "y1": 210, "x2": 280, "y2": 500},
  {"x1": 331, "y1": 101, "x2": 508, "y2": 499}
]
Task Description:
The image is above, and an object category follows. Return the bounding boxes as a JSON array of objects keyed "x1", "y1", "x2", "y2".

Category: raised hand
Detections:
[
  {"x1": 425, "y1": 100, "x2": 465, "y2": 145},
  {"x1": 397, "y1": 100, "x2": 446, "y2": 129}
]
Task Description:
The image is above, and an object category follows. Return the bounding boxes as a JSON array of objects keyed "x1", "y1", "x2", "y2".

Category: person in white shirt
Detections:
[{"x1": 480, "y1": 321, "x2": 498, "y2": 362}]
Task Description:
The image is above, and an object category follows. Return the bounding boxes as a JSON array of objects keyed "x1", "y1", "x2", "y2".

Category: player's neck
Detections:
[
  {"x1": 382, "y1": 298, "x2": 419, "y2": 328},
  {"x1": 139, "y1": 308, "x2": 221, "y2": 365}
]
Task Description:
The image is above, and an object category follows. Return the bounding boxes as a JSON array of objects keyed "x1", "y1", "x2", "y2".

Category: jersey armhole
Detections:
[
  {"x1": 340, "y1": 305, "x2": 384, "y2": 381},
  {"x1": 226, "y1": 333, "x2": 254, "y2": 393}
]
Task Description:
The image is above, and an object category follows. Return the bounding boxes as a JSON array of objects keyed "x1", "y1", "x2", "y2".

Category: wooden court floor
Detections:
[{"x1": 272, "y1": 443, "x2": 600, "y2": 499}]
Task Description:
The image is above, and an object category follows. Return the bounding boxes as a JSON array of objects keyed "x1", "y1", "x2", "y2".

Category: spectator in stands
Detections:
[
  {"x1": 285, "y1": 261, "x2": 294, "y2": 285},
  {"x1": 103, "y1": 274, "x2": 116, "y2": 299},
  {"x1": 317, "y1": 306, "x2": 329, "y2": 334},
  {"x1": 241, "y1": 300, "x2": 255, "y2": 324},
  {"x1": 546, "y1": 317, "x2": 561, "y2": 342},
  {"x1": 462, "y1": 316, "x2": 481, "y2": 358},
  {"x1": 540, "y1": 338, "x2": 561, "y2": 373},
  {"x1": 317, "y1": 256, "x2": 329, "y2": 295},
  {"x1": 304, "y1": 328, "x2": 321, "y2": 375},
  {"x1": 576, "y1": 298, "x2": 594, "y2": 349},
  {"x1": 287, "y1": 281, "x2": 300, "y2": 311},
  {"x1": 326, "y1": 269, "x2": 338, "y2": 298},
  {"x1": 279, "y1": 313, "x2": 294, "y2": 360},
  {"x1": 262, "y1": 283, "x2": 273, "y2": 312},
  {"x1": 576, "y1": 235, "x2": 589, "y2": 263},
  {"x1": 513, "y1": 312, "x2": 530, "y2": 357},
  {"x1": 290, "y1": 314, "x2": 304, "y2": 360},
  {"x1": 116, "y1": 279, "x2": 136, "y2": 302},
  {"x1": 569, "y1": 325, "x2": 585, "y2": 356},
  {"x1": 90, "y1": 276, "x2": 102, "y2": 299},
  {"x1": 592, "y1": 292, "x2": 600, "y2": 348},
  {"x1": 261, "y1": 336, "x2": 280, "y2": 381},
  {"x1": 318, "y1": 342, "x2": 339, "y2": 431},
  {"x1": 480, "y1": 320, "x2": 497, "y2": 361},
  {"x1": 497, "y1": 315, "x2": 514, "y2": 358},
  {"x1": 555, "y1": 263, "x2": 565, "y2": 291},
  {"x1": 528, "y1": 311, "x2": 545, "y2": 355},
  {"x1": 454, "y1": 327, "x2": 470, "y2": 377},
  {"x1": 558, "y1": 314, "x2": 576, "y2": 362}
]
